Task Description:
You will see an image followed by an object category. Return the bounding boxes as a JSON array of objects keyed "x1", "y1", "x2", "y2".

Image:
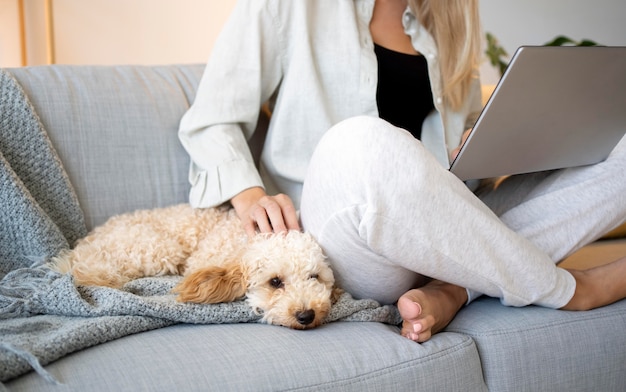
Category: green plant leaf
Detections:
[
  {"x1": 485, "y1": 32, "x2": 509, "y2": 75},
  {"x1": 578, "y1": 39, "x2": 600, "y2": 46},
  {"x1": 544, "y1": 35, "x2": 600, "y2": 47},
  {"x1": 544, "y1": 35, "x2": 577, "y2": 46}
]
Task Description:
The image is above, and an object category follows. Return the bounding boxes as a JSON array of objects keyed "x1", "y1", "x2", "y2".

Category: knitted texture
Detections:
[
  {"x1": 0, "y1": 268, "x2": 401, "y2": 382},
  {"x1": 0, "y1": 68, "x2": 87, "y2": 276},
  {"x1": 0, "y1": 69, "x2": 401, "y2": 383}
]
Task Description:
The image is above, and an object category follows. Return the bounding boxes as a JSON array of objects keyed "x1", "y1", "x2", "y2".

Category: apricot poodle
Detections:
[{"x1": 52, "y1": 204, "x2": 338, "y2": 329}]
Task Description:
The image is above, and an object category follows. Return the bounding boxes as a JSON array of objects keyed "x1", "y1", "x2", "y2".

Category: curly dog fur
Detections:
[{"x1": 52, "y1": 204, "x2": 338, "y2": 329}]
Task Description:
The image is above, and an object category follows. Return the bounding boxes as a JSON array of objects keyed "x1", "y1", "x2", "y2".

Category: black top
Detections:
[{"x1": 374, "y1": 43, "x2": 435, "y2": 140}]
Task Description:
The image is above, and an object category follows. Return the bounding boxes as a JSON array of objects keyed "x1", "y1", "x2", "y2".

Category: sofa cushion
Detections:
[
  {"x1": 447, "y1": 297, "x2": 626, "y2": 391},
  {"x1": 6, "y1": 322, "x2": 487, "y2": 391},
  {"x1": 7, "y1": 65, "x2": 205, "y2": 230}
]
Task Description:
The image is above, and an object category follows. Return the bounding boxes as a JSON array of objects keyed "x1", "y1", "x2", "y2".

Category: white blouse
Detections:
[{"x1": 178, "y1": 0, "x2": 483, "y2": 208}]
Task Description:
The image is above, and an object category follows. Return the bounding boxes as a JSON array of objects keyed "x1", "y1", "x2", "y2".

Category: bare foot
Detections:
[
  {"x1": 561, "y1": 256, "x2": 626, "y2": 311},
  {"x1": 397, "y1": 280, "x2": 467, "y2": 343}
]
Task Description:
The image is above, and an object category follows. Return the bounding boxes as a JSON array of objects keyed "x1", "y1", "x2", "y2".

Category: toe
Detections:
[
  {"x1": 397, "y1": 295, "x2": 422, "y2": 321},
  {"x1": 398, "y1": 294, "x2": 427, "y2": 342}
]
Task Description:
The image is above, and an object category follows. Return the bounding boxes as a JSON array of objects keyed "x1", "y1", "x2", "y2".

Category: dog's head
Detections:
[
  {"x1": 174, "y1": 230, "x2": 336, "y2": 329},
  {"x1": 242, "y1": 230, "x2": 335, "y2": 329}
]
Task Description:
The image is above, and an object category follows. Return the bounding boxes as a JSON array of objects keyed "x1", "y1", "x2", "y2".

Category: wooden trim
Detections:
[
  {"x1": 44, "y1": 0, "x2": 55, "y2": 64},
  {"x1": 18, "y1": 0, "x2": 27, "y2": 66}
]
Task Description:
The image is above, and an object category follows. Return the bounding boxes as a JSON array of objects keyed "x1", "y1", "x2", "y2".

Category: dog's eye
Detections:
[
  {"x1": 269, "y1": 277, "x2": 284, "y2": 289},
  {"x1": 309, "y1": 273, "x2": 319, "y2": 280}
]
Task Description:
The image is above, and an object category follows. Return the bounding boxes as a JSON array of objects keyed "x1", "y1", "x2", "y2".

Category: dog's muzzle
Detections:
[{"x1": 295, "y1": 309, "x2": 316, "y2": 326}]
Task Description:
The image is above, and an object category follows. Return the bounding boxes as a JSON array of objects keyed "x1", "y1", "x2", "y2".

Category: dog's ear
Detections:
[
  {"x1": 173, "y1": 264, "x2": 246, "y2": 304},
  {"x1": 331, "y1": 287, "x2": 344, "y2": 305}
]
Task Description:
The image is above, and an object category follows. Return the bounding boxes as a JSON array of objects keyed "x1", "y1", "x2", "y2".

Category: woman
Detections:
[{"x1": 179, "y1": 0, "x2": 626, "y2": 342}]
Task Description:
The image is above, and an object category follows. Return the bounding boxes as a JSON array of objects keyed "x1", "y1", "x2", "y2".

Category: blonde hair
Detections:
[{"x1": 408, "y1": 0, "x2": 482, "y2": 110}]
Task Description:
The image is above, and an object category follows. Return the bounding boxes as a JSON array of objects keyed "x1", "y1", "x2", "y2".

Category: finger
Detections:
[
  {"x1": 254, "y1": 196, "x2": 285, "y2": 233},
  {"x1": 451, "y1": 146, "x2": 461, "y2": 161},
  {"x1": 241, "y1": 218, "x2": 259, "y2": 238},
  {"x1": 266, "y1": 209, "x2": 288, "y2": 233},
  {"x1": 451, "y1": 129, "x2": 472, "y2": 161},
  {"x1": 273, "y1": 194, "x2": 300, "y2": 231},
  {"x1": 282, "y1": 207, "x2": 300, "y2": 231},
  {"x1": 251, "y1": 206, "x2": 273, "y2": 233},
  {"x1": 459, "y1": 128, "x2": 472, "y2": 145}
]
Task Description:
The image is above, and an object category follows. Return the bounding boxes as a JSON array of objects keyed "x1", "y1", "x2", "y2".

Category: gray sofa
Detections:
[{"x1": 2, "y1": 64, "x2": 625, "y2": 391}]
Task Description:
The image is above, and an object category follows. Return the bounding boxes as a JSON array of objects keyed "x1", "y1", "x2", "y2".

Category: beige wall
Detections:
[
  {"x1": 0, "y1": 0, "x2": 22, "y2": 67},
  {"x1": 0, "y1": 0, "x2": 237, "y2": 67},
  {"x1": 1, "y1": 0, "x2": 625, "y2": 77}
]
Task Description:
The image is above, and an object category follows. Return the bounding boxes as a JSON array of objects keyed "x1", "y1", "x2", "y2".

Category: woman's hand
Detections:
[
  {"x1": 231, "y1": 187, "x2": 301, "y2": 237},
  {"x1": 450, "y1": 128, "x2": 472, "y2": 161}
]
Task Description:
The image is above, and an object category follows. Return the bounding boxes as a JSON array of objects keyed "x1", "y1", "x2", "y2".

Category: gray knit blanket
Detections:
[{"x1": 0, "y1": 69, "x2": 401, "y2": 384}]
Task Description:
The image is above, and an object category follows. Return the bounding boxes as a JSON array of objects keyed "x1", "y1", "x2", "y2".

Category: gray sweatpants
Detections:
[{"x1": 300, "y1": 116, "x2": 626, "y2": 307}]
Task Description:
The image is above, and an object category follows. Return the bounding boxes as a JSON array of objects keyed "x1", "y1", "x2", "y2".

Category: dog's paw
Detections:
[{"x1": 173, "y1": 265, "x2": 246, "y2": 304}]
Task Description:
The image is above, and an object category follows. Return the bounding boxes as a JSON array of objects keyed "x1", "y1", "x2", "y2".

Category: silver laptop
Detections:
[{"x1": 450, "y1": 46, "x2": 626, "y2": 181}]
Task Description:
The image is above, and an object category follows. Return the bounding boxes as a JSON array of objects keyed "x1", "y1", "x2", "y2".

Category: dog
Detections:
[{"x1": 51, "y1": 204, "x2": 338, "y2": 329}]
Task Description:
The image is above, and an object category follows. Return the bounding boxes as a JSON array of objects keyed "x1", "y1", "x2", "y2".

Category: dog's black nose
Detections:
[{"x1": 296, "y1": 309, "x2": 315, "y2": 325}]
